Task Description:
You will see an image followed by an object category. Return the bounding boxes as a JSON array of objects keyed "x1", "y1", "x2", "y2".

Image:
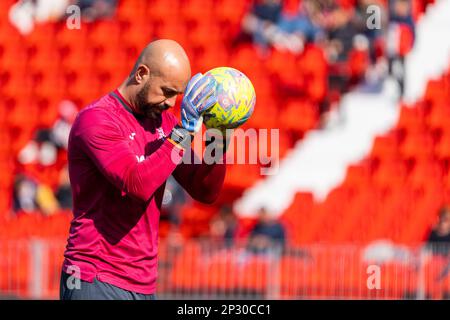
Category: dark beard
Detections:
[{"x1": 135, "y1": 82, "x2": 161, "y2": 120}]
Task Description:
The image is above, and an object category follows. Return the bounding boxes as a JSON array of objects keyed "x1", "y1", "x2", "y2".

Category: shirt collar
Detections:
[{"x1": 110, "y1": 89, "x2": 135, "y2": 115}]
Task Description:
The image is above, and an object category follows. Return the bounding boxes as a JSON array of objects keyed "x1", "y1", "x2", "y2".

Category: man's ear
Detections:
[{"x1": 135, "y1": 64, "x2": 150, "y2": 84}]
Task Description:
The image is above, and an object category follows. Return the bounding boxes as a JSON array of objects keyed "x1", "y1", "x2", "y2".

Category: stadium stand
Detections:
[{"x1": 0, "y1": 0, "x2": 448, "y2": 299}]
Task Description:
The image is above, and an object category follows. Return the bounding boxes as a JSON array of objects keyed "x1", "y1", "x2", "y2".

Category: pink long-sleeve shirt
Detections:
[{"x1": 62, "y1": 90, "x2": 226, "y2": 294}]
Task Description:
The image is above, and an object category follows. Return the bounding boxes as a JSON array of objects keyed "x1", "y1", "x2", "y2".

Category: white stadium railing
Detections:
[{"x1": 1, "y1": 238, "x2": 450, "y2": 300}]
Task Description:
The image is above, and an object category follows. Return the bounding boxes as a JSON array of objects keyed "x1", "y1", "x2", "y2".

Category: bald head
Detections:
[
  {"x1": 133, "y1": 39, "x2": 190, "y2": 77},
  {"x1": 120, "y1": 39, "x2": 191, "y2": 120}
]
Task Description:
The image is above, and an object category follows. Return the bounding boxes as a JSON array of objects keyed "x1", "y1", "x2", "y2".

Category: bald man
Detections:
[{"x1": 60, "y1": 40, "x2": 226, "y2": 300}]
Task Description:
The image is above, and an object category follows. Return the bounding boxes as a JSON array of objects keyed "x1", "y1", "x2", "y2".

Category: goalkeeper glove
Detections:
[{"x1": 181, "y1": 73, "x2": 217, "y2": 132}]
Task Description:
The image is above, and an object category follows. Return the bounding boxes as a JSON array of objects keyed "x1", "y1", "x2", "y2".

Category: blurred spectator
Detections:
[
  {"x1": 266, "y1": 0, "x2": 325, "y2": 54},
  {"x1": 161, "y1": 176, "x2": 190, "y2": 229},
  {"x1": 210, "y1": 205, "x2": 238, "y2": 247},
  {"x1": 426, "y1": 207, "x2": 450, "y2": 256},
  {"x1": 18, "y1": 100, "x2": 77, "y2": 167},
  {"x1": 353, "y1": 0, "x2": 388, "y2": 46},
  {"x1": 15, "y1": 100, "x2": 78, "y2": 215},
  {"x1": 9, "y1": 0, "x2": 69, "y2": 35},
  {"x1": 387, "y1": 0, "x2": 415, "y2": 95},
  {"x1": 321, "y1": 5, "x2": 359, "y2": 115},
  {"x1": 325, "y1": 5, "x2": 357, "y2": 63},
  {"x1": 51, "y1": 100, "x2": 78, "y2": 150},
  {"x1": 363, "y1": 240, "x2": 412, "y2": 264},
  {"x1": 76, "y1": 0, "x2": 117, "y2": 22},
  {"x1": 351, "y1": 0, "x2": 389, "y2": 90},
  {"x1": 247, "y1": 208, "x2": 286, "y2": 255},
  {"x1": 389, "y1": 0, "x2": 415, "y2": 35},
  {"x1": 55, "y1": 166, "x2": 72, "y2": 210},
  {"x1": 13, "y1": 174, "x2": 39, "y2": 213},
  {"x1": 35, "y1": 183, "x2": 59, "y2": 215},
  {"x1": 13, "y1": 173, "x2": 60, "y2": 215},
  {"x1": 18, "y1": 129, "x2": 58, "y2": 166},
  {"x1": 9, "y1": 0, "x2": 117, "y2": 35},
  {"x1": 18, "y1": 140, "x2": 40, "y2": 165},
  {"x1": 234, "y1": 0, "x2": 284, "y2": 53}
]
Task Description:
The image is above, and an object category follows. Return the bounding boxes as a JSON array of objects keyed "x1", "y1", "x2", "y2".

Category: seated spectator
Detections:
[
  {"x1": 76, "y1": 0, "x2": 117, "y2": 22},
  {"x1": 55, "y1": 166, "x2": 72, "y2": 210},
  {"x1": 325, "y1": 6, "x2": 357, "y2": 63},
  {"x1": 247, "y1": 208, "x2": 286, "y2": 255},
  {"x1": 50, "y1": 100, "x2": 78, "y2": 150},
  {"x1": 13, "y1": 172, "x2": 58, "y2": 216},
  {"x1": 161, "y1": 176, "x2": 190, "y2": 230},
  {"x1": 13, "y1": 174, "x2": 39, "y2": 214},
  {"x1": 18, "y1": 100, "x2": 77, "y2": 168},
  {"x1": 387, "y1": 0, "x2": 415, "y2": 95},
  {"x1": 35, "y1": 183, "x2": 59, "y2": 215},
  {"x1": 266, "y1": 0, "x2": 325, "y2": 55},
  {"x1": 9, "y1": 0, "x2": 117, "y2": 35},
  {"x1": 353, "y1": 0, "x2": 387, "y2": 44},
  {"x1": 426, "y1": 207, "x2": 450, "y2": 256},
  {"x1": 9, "y1": 0, "x2": 69, "y2": 34},
  {"x1": 233, "y1": 0, "x2": 283, "y2": 53},
  {"x1": 210, "y1": 205, "x2": 238, "y2": 247},
  {"x1": 14, "y1": 99, "x2": 79, "y2": 215}
]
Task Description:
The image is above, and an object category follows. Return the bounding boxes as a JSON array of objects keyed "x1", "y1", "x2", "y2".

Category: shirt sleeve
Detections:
[
  {"x1": 72, "y1": 108, "x2": 184, "y2": 203},
  {"x1": 172, "y1": 148, "x2": 226, "y2": 204}
]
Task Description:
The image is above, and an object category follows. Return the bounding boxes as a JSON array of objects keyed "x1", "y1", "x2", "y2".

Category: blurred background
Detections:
[{"x1": 1, "y1": 0, "x2": 450, "y2": 300}]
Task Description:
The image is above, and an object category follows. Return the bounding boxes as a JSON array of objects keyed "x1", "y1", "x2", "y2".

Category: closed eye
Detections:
[{"x1": 162, "y1": 87, "x2": 178, "y2": 98}]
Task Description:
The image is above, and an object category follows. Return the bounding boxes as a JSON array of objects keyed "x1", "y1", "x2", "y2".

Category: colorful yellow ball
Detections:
[{"x1": 203, "y1": 67, "x2": 256, "y2": 130}]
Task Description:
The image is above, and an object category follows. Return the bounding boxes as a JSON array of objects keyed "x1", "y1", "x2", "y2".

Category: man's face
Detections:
[
  {"x1": 394, "y1": 0, "x2": 410, "y2": 17},
  {"x1": 135, "y1": 65, "x2": 189, "y2": 120}
]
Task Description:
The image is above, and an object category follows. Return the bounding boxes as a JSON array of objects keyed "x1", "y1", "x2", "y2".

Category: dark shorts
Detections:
[{"x1": 59, "y1": 271, "x2": 156, "y2": 300}]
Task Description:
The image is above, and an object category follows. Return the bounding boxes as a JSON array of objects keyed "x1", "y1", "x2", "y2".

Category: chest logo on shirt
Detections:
[
  {"x1": 156, "y1": 128, "x2": 166, "y2": 140},
  {"x1": 136, "y1": 155, "x2": 145, "y2": 163},
  {"x1": 129, "y1": 132, "x2": 136, "y2": 140}
]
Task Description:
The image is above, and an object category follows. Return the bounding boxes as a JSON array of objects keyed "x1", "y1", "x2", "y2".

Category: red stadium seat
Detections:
[
  {"x1": 145, "y1": 0, "x2": 180, "y2": 22},
  {"x1": 397, "y1": 105, "x2": 425, "y2": 132},
  {"x1": 407, "y1": 161, "x2": 443, "y2": 189},
  {"x1": 280, "y1": 100, "x2": 319, "y2": 134},
  {"x1": 116, "y1": 0, "x2": 147, "y2": 23},
  {"x1": 372, "y1": 159, "x2": 407, "y2": 189},
  {"x1": 399, "y1": 130, "x2": 434, "y2": 160},
  {"x1": 425, "y1": 79, "x2": 447, "y2": 106},
  {"x1": 118, "y1": 21, "x2": 153, "y2": 52},
  {"x1": 426, "y1": 102, "x2": 450, "y2": 131},
  {"x1": 371, "y1": 134, "x2": 400, "y2": 161},
  {"x1": 214, "y1": 0, "x2": 249, "y2": 25},
  {"x1": 434, "y1": 131, "x2": 450, "y2": 159},
  {"x1": 180, "y1": 0, "x2": 214, "y2": 22}
]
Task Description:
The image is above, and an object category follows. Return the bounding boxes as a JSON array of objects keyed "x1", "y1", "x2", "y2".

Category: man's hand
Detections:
[{"x1": 181, "y1": 73, "x2": 217, "y2": 132}]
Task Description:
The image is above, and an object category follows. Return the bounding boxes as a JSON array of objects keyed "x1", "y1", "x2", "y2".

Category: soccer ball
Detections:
[{"x1": 203, "y1": 67, "x2": 256, "y2": 130}]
